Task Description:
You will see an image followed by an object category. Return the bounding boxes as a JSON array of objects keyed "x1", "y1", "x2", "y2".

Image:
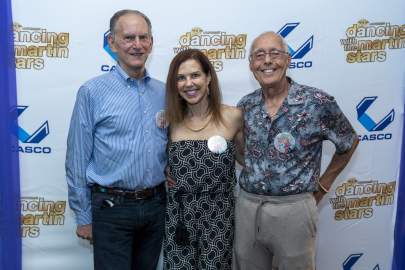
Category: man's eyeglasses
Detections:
[{"x1": 250, "y1": 49, "x2": 289, "y2": 61}]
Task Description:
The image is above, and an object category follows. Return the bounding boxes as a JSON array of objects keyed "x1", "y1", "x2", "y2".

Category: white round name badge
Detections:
[
  {"x1": 274, "y1": 132, "x2": 295, "y2": 153},
  {"x1": 207, "y1": 135, "x2": 227, "y2": 154},
  {"x1": 155, "y1": 110, "x2": 169, "y2": 129}
]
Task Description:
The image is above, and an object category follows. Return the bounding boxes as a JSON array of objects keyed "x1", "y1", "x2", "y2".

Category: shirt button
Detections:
[
  {"x1": 127, "y1": 85, "x2": 130, "y2": 88},
  {"x1": 144, "y1": 110, "x2": 147, "y2": 114}
]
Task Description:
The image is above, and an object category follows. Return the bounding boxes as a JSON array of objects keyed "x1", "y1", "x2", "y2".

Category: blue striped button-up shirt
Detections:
[{"x1": 65, "y1": 65, "x2": 167, "y2": 225}]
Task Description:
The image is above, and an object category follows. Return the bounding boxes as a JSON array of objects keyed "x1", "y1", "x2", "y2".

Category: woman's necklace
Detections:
[{"x1": 183, "y1": 115, "x2": 212, "y2": 132}]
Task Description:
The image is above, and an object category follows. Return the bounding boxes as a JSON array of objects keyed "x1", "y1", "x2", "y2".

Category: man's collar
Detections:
[
  {"x1": 114, "y1": 64, "x2": 151, "y2": 83},
  {"x1": 258, "y1": 77, "x2": 304, "y2": 105},
  {"x1": 286, "y1": 77, "x2": 305, "y2": 105}
]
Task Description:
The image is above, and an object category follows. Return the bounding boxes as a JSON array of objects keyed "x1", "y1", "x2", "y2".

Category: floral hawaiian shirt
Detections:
[{"x1": 237, "y1": 78, "x2": 357, "y2": 195}]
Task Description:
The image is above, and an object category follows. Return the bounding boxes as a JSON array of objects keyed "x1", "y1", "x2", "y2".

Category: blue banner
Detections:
[
  {"x1": 393, "y1": 105, "x2": 405, "y2": 270},
  {"x1": 0, "y1": 0, "x2": 21, "y2": 269}
]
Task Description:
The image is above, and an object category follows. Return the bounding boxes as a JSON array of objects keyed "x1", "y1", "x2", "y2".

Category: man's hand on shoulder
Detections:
[{"x1": 76, "y1": 224, "x2": 93, "y2": 243}]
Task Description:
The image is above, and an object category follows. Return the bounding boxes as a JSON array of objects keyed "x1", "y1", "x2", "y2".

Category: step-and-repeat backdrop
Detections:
[{"x1": 12, "y1": 0, "x2": 405, "y2": 269}]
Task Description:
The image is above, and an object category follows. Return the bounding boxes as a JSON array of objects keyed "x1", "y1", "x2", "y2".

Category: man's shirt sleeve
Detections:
[
  {"x1": 319, "y1": 97, "x2": 357, "y2": 154},
  {"x1": 65, "y1": 85, "x2": 94, "y2": 225}
]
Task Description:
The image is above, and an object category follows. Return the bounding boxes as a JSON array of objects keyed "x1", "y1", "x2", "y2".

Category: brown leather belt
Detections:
[{"x1": 92, "y1": 183, "x2": 165, "y2": 200}]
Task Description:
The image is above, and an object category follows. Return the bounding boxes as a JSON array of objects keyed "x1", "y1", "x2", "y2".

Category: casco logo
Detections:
[
  {"x1": 343, "y1": 253, "x2": 379, "y2": 270},
  {"x1": 101, "y1": 30, "x2": 117, "y2": 72},
  {"x1": 17, "y1": 106, "x2": 49, "y2": 143},
  {"x1": 277, "y1": 22, "x2": 314, "y2": 69},
  {"x1": 14, "y1": 106, "x2": 51, "y2": 154},
  {"x1": 277, "y1": 23, "x2": 313, "y2": 59},
  {"x1": 357, "y1": 96, "x2": 395, "y2": 131},
  {"x1": 357, "y1": 97, "x2": 394, "y2": 142},
  {"x1": 103, "y1": 30, "x2": 117, "y2": 61}
]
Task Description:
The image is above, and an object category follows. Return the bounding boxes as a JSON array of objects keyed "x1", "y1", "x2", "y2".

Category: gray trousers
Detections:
[{"x1": 233, "y1": 189, "x2": 318, "y2": 270}]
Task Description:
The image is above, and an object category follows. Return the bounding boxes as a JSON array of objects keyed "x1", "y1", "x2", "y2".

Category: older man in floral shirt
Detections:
[{"x1": 233, "y1": 31, "x2": 359, "y2": 270}]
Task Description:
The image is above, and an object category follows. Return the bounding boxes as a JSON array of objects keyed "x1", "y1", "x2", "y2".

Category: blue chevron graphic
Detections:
[
  {"x1": 103, "y1": 30, "x2": 117, "y2": 61},
  {"x1": 343, "y1": 253, "x2": 362, "y2": 270},
  {"x1": 277, "y1": 22, "x2": 314, "y2": 59},
  {"x1": 16, "y1": 106, "x2": 49, "y2": 143},
  {"x1": 343, "y1": 253, "x2": 380, "y2": 270},
  {"x1": 356, "y1": 96, "x2": 395, "y2": 132}
]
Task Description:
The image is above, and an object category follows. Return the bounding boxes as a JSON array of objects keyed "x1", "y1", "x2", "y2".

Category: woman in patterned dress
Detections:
[{"x1": 163, "y1": 49, "x2": 244, "y2": 270}]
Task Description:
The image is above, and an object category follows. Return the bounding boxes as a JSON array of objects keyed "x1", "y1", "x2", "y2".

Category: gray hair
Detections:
[
  {"x1": 109, "y1": 9, "x2": 152, "y2": 38},
  {"x1": 249, "y1": 31, "x2": 289, "y2": 56}
]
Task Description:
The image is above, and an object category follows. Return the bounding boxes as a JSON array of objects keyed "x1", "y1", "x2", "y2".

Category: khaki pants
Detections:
[{"x1": 233, "y1": 189, "x2": 318, "y2": 270}]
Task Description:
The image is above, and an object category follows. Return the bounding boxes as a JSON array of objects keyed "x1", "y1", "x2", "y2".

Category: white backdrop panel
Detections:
[{"x1": 12, "y1": 0, "x2": 405, "y2": 269}]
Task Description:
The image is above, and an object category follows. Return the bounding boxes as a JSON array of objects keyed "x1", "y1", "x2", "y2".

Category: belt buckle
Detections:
[
  {"x1": 119, "y1": 185, "x2": 160, "y2": 200},
  {"x1": 114, "y1": 189, "x2": 126, "y2": 196},
  {"x1": 136, "y1": 189, "x2": 150, "y2": 200}
]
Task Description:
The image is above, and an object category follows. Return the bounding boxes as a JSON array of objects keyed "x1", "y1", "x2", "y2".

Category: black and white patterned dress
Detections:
[{"x1": 164, "y1": 140, "x2": 236, "y2": 270}]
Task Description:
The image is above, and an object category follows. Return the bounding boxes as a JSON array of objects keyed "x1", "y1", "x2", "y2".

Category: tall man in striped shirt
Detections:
[{"x1": 66, "y1": 10, "x2": 167, "y2": 270}]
